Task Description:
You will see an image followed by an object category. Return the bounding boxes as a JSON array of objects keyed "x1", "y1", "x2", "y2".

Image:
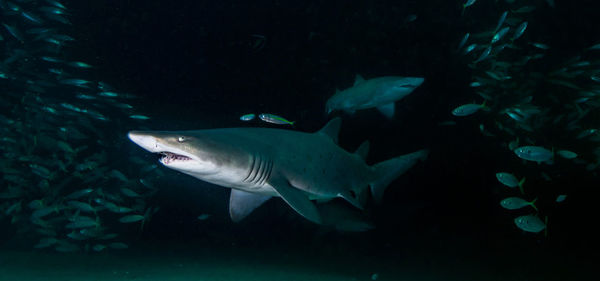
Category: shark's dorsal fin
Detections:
[
  {"x1": 229, "y1": 189, "x2": 271, "y2": 222},
  {"x1": 354, "y1": 74, "x2": 365, "y2": 86},
  {"x1": 318, "y1": 117, "x2": 342, "y2": 143},
  {"x1": 355, "y1": 141, "x2": 370, "y2": 160}
]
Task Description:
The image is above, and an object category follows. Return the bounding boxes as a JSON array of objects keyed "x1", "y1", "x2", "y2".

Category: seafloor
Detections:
[{"x1": 0, "y1": 237, "x2": 592, "y2": 281}]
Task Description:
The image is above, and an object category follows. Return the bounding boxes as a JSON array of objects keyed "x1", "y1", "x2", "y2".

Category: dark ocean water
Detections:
[{"x1": 1, "y1": 0, "x2": 599, "y2": 280}]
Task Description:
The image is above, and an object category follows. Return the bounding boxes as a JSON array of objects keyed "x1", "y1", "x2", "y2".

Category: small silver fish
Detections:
[
  {"x1": 67, "y1": 201, "x2": 95, "y2": 212},
  {"x1": 531, "y1": 42, "x2": 550, "y2": 50},
  {"x1": 495, "y1": 172, "x2": 525, "y2": 191},
  {"x1": 556, "y1": 150, "x2": 577, "y2": 159},
  {"x1": 92, "y1": 244, "x2": 106, "y2": 252},
  {"x1": 474, "y1": 46, "x2": 492, "y2": 63},
  {"x1": 461, "y1": 0, "x2": 477, "y2": 15},
  {"x1": 514, "y1": 215, "x2": 546, "y2": 233},
  {"x1": 59, "y1": 78, "x2": 91, "y2": 88},
  {"x1": 197, "y1": 214, "x2": 211, "y2": 220},
  {"x1": 555, "y1": 194, "x2": 567, "y2": 203},
  {"x1": 118, "y1": 214, "x2": 145, "y2": 223},
  {"x1": 240, "y1": 113, "x2": 256, "y2": 121},
  {"x1": 120, "y1": 188, "x2": 141, "y2": 198},
  {"x1": 513, "y1": 146, "x2": 553, "y2": 162},
  {"x1": 492, "y1": 26, "x2": 510, "y2": 44},
  {"x1": 512, "y1": 22, "x2": 528, "y2": 40},
  {"x1": 99, "y1": 91, "x2": 118, "y2": 97},
  {"x1": 68, "y1": 61, "x2": 92, "y2": 68},
  {"x1": 500, "y1": 197, "x2": 537, "y2": 211},
  {"x1": 258, "y1": 113, "x2": 295, "y2": 125},
  {"x1": 404, "y1": 14, "x2": 418, "y2": 23},
  {"x1": 457, "y1": 33, "x2": 470, "y2": 51},
  {"x1": 463, "y1": 0, "x2": 476, "y2": 8},
  {"x1": 494, "y1": 11, "x2": 508, "y2": 33},
  {"x1": 452, "y1": 101, "x2": 486, "y2": 116},
  {"x1": 129, "y1": 115, "x2": 150, "y2": 120},
  {"x1": 66, "y1": 219, "x2": 98, "y2": 229},
  {"x1": 463, "y1": 43, "x2": 477, "y2": 54}
]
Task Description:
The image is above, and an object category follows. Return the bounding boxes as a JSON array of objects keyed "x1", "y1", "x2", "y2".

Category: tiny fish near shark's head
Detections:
[{"x1": 128, "y1": 130, "x2": 231, "y2": 176}]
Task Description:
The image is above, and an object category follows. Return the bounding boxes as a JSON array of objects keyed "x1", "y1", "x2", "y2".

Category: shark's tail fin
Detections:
[{"x1": 370, "y1": 149, "x2": 428, "y2": 203}]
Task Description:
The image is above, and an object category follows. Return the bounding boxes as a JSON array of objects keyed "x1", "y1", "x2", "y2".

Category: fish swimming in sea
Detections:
[
  {"x1": 128, "y1": 118, "x2": 428, "y2": 230},
  {"x1": 474, "y1": 46, "x2": 492, "y2": 63},
  {"x1": 197, "y1": 214, "x2": 211, "y2": 220},
  {"x1": 494, "y1": 11, "x2": 508, "y2": 33},
  {"x1": 326, "y1": 75, "x2": 424, "y2": 118},
  {"x1": 240, "y1": 113, "x2": 256, "y2": 121},
  {"x1": 495, "y1": 172, "x2": 525, "y2": 193},
  {"x1": 463, "y1": 43, "x2": 477, "y2": 54},
  {"x1": 461, "y1": 0, "x2": 477, "y2": 15},
  {"x1": 452, "y1": 101, "x2": 486, "y2": 116},
  {"x1": 556, "y1": 150, "x2": 577, "y2": 159},
  {"x1": 514, "y1": 146, "x2": 553, "y2": 162},
  {"x1": 491, "y1": 26, "x2": 510, "y2": 44},
  {"x1": 457, "y1": 33, "x2": 470, "y2": 51},
  {"x1": 118, "y1": 215, "x2": 145, "y2": 223},
  {"x1": 258, "y1": 113, "x2": 294, "y2": 125},
  {"x1": 514, "y1": 214, "x2": 546, "y2": 233},
  {"x1": 500, "y1": 197, "x2": 537, "y2": 211},
  {"x1": 512, "y1": 22, "x2": 528, "y2": 41},
  {"x1": 129, "y1": 115, "x2": 150, "y2": 120}
]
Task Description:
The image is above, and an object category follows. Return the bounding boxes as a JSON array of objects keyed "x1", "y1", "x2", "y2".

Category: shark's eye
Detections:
[{"x1": 177, "y1": 136, "x2": 186, "y2": 142}]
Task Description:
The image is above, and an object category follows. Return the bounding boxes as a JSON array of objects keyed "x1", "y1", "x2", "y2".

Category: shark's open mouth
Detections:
[{"x1": 159, "y1": 152, "x2": 192, "y2": 164}]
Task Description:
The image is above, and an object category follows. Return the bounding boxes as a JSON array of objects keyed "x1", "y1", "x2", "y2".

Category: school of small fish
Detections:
[
  {"x1": 459, "y1": 0, "x2": 595, "y2": 235},
  {"x1": 0, "y1": 0, "x2": 160, "y2": 252}
]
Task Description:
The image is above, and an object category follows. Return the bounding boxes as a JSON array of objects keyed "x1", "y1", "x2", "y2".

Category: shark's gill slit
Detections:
[
  {"x1": 242, "y1": 154, "x2": 257, "y2": 182},
  {"x1": 257, "y1": 159, "x2": 273, "y2": 185}
]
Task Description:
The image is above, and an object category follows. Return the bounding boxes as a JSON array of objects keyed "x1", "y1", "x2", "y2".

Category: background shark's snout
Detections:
[
  {"x1": 401, "y1": 77, "x2": 425, "y2": 88},
  {"x1": 128, "y1": 131, "x2": 160, "y2": 153}
]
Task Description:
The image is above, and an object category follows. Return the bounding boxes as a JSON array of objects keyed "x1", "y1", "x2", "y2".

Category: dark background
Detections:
[{"x1": 56, "y1": 0, "x2": 600, "y2": 278}]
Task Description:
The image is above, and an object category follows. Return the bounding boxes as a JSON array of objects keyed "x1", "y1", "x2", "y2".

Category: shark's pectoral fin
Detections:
[
  {"x1": 229, "y1": 189, "x2": 272, "y2": 222},
  {"x1": 317, "y1": 200, "x2": 374, "y2": 232},
  {"x1": 377, "y1": 103, "x2": 395, "y2": 119},
  {"x1": 337, "y1": 191, "x2": 364, "y2": 210},
  {"x1": 269, "y1": 178, "x2": 322, "y2": 224}
]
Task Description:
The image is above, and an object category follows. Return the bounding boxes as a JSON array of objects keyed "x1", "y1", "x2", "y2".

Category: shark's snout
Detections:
[{"x1": 128, "y1": 131, "x2": 159, "y2": 153}]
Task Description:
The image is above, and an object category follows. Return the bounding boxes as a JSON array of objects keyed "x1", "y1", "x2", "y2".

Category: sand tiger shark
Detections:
[
  {"x1": 128, "y1": 118, "x2": 427, "y2": 226},
  {"x1": 326, "y1": 75, "x2": 424, "y2": 118}
]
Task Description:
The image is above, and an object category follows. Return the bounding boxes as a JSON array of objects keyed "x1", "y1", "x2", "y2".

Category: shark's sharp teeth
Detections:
[{"x1": 158, "y1": 152, "x2": 191, "y2": 164}]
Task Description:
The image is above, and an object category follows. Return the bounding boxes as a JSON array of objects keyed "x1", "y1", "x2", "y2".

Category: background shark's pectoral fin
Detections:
[
  {"x1": 337, "y1": 191, "x2": 364, "y2": 210},
  {"x1": 316, "y1": 200, "x2": 374, "y2": 232},
  {"x1": 377, "y1": 103, "x2": 395, "y2": 119},
  {"x1": 269, "y1": 178, "x2": 322, "y2": 224},
  {"x1": 229, "y1": 189, "x2": 272, "y2": 222}
]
